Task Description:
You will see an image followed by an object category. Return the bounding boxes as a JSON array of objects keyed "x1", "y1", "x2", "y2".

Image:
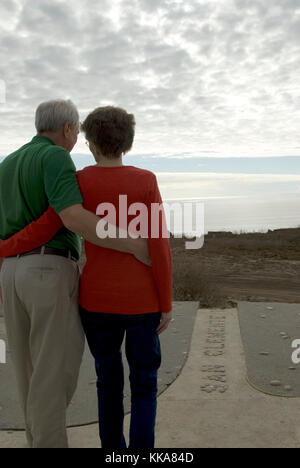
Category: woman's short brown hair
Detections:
[{"x1": 81, "y1": 106, "x2": 136, "y2": 159}]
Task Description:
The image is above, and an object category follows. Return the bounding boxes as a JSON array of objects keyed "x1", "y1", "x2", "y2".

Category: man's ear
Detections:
[{"x1": 63, "y1": 121, "x2": 71, "y2": 138}]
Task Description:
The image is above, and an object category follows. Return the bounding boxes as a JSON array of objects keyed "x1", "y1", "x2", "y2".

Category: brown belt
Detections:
[{"x1": 16, "y1": 246, "x2": 77, "y2": 262}]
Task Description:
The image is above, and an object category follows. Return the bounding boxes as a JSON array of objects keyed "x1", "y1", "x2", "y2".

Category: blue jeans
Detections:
[{"x1": 79, "y1": 306, "x2": 162, "y2": 449}]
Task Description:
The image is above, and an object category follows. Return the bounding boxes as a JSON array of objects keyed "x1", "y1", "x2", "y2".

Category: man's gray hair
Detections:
[{"x1": 35, "y1": 99, "x2": 79, "y2": 133}]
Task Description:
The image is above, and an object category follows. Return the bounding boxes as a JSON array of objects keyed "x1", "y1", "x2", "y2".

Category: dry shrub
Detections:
[{"x1": 173, "y1": 261, "x2": 227, "y2": 308}]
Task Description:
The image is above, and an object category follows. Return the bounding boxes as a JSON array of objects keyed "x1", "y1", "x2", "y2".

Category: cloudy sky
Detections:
[{"x1": 0, "y1": 0, "x2": 300, "y2": 201}]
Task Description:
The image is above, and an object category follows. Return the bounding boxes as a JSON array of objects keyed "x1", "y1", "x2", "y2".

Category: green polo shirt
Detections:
[{"x1": 0, "y1": 135, "x2": 83, "y2": 260}]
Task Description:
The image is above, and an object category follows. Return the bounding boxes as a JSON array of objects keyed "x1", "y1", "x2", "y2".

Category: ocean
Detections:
[{"x1": 163, "y1": 193, "x2": 300, "y2": 236}]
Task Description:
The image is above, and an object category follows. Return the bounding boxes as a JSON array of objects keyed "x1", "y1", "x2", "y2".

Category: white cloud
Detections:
[{"x1": 0, "y1": 0, "x2": 300, "y2": 158}]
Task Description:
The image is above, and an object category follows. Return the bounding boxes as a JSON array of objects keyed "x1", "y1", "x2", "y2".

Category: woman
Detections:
[{"x1": 0, "y1": 106, "x2": 173, "y2": 449}]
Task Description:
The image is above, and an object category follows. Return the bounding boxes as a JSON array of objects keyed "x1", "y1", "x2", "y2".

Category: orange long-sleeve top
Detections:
[{"x1": 0, "y1": 165, "x2": 173, "y2": 315}]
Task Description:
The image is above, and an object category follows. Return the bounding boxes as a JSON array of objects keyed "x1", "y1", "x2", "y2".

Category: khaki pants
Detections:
[{"x1": 0, "y1": 254, "x2": 85, "y2": 448}]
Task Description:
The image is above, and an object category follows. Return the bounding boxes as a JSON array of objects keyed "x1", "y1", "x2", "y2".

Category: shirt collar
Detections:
[{"x1": 31, "y1": 135, "x2": 55, "y2": 145}]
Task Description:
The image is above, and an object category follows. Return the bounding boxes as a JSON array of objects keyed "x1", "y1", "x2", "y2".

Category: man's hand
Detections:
[
  {"x1": 156, "y1": 310, "x2": 173, "y2": 335},
  {"x1": 131, "y1": 238, "x2": 152, "y2": 267}
]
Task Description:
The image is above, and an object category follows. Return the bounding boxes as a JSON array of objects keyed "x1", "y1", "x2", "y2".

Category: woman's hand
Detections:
[{"x1": 157, "y1": 310, "x2": 173, "y2": 335}]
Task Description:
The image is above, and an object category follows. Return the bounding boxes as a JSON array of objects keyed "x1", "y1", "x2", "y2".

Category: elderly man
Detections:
[{"x1": 0, "y1": 99, "x2": 151, "y2": 449}]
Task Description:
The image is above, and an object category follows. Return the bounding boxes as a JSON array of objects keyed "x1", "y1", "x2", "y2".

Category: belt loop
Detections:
[
  {"x1": 17, "y1": 254, "x2": 20, "y2": 259},
  {"x1": 68, "y1": 250, "x2": 71, "y2": 259},
  {"x1": 41, "y1": 246, "x2": 45, "y2": 255}
]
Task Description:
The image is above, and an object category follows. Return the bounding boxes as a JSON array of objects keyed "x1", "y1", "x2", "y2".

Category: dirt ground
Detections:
[
  {"x1": 170, "y1": 227, "x2": 300, "y2": 308},
  {"x1": 198, "y1": 253, "x2": 300, "y2": 304}
]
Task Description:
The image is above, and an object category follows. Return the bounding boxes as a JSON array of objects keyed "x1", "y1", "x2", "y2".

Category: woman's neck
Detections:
[{"x1": 95, "y1": 154, "x2": 123, "y2": 167}]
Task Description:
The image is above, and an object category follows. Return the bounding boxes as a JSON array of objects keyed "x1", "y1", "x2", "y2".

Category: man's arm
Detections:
[{"x1": 59, "y1": 204, "x2": 151, "y2": 266}]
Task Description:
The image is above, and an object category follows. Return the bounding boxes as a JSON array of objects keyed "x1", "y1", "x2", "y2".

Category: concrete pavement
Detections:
[{"x1": 1, "y1": 306, "x2": 300, "y2": 448}]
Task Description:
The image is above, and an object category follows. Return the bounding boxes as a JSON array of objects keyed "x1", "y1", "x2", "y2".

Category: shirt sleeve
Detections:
[
  {"x1": 147, "y1": 174, "x2": 173, "y2": 314},
  {"x1": 43, "y1": 148, "x2": 83, "y2": 213},
  {"x1": 0, "y1": 206, "x2": 63, "y2": 257}
]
